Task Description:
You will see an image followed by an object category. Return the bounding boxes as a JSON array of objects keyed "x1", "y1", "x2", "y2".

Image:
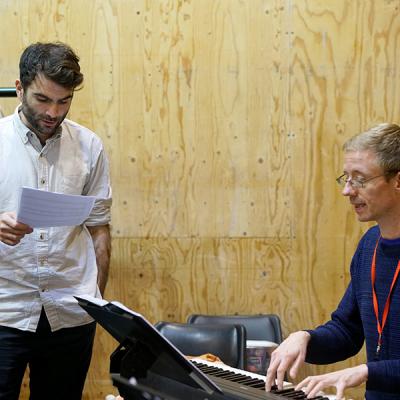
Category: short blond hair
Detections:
[{"x1": 343, "y1": 123, "x2": 400, "y2": 174}]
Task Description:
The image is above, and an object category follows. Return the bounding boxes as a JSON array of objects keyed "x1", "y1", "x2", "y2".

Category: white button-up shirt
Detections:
[{"x1": 0, "y1": 107, "x2": 112, "y2": 332}]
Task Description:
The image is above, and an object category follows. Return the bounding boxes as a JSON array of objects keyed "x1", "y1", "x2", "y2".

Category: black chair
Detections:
[
  {"x1": 186, "y1": 314, "x2": 283, "y2": 344},
  {"x1": 154, "y1": 321, "x2": 246, "y2": 369}
]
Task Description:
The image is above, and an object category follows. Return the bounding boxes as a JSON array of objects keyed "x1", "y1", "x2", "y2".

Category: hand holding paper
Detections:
[{"x1": 0, "y1": 211, "x2": 33, "y2": 246}]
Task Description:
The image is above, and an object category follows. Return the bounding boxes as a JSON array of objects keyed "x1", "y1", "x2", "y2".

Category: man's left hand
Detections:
[{"x1": 295, "y1": 364, "x2": 368, "y2": 400}]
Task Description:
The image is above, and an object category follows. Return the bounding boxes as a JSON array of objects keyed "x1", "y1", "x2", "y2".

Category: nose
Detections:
[
  {"x1": 45, "y1": 103, "x2": 60, "y2": 119},
  {"x1": 342, "y1": 181, "x2": 356, "y2": 196}
]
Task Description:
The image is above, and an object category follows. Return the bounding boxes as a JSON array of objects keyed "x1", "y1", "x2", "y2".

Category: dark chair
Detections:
[
  {"x1": 154, "y1": 321, "x2": 246, "y2": 369},
  {"x1": 186, "y1": 314, "x2": 283, "y2": 344}
]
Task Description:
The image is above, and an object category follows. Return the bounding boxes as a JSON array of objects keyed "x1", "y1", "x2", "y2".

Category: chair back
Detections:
[
  {"x1": 186, "y1": 314, "x2": 283, "y2": 344},
  {"x1": 154, "y1": 321, "x2": 246, "y2": 369}
]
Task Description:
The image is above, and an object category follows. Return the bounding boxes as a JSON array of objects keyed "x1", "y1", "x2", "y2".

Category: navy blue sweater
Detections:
[{"x1": 306, "y1": 225, "x2": 400, "y2": 399}]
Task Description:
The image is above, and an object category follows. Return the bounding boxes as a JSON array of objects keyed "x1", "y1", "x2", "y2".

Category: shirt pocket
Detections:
[{"x1": 61, "y1": 174, "x2": 88, "y2": 195}]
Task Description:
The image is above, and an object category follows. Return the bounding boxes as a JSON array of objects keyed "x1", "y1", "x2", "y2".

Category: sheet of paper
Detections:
[
  {"x1": 17, "y1": 186, "x2": 95, "y2": 228},
  {"x1": 76, "y1": 294, "x2": 145, "y2": 320},
  {"x1": 75, "y1": 294, "x2": 109, "y2": 307},
  {"x1": 75, "y1": 295, "x2": 160, "y2": 331}
]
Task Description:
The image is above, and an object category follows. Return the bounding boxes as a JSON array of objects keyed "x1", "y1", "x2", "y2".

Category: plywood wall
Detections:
[{"x1": 1, "y1": 1, "x2": 399, "y2": 399}]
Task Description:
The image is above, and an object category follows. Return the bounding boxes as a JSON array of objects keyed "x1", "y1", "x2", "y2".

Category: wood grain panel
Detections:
[
  {"x1": 108, "y1": 237, "x2": 292, "y2": 321},
  {"x1": 104, "y1": 0, "x2": 292, "y2": 238},
  {"x1": 1, "y1": 1, "x2": 400, "y2": 400}
]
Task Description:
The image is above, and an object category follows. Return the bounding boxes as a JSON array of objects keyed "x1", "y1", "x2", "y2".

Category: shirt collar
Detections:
[{"x1": 13, "y1": 106, "x2": 31, "y2": 144}]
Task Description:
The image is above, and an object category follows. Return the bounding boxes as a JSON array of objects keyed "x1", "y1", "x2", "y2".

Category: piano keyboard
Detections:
[{"x1": 191, "y1": 358, "x2": 335, "y2": 400}]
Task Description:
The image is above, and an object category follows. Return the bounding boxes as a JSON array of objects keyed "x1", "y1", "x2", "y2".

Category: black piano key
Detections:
[
  {"x1": 226, "y1": 374, "x2": 252, "y2": 382},
  {"x1": 283, "y1": 392, "x2": 306, "y2": 399},
  {"x1": 205, "y1": 370, "x2": 235, "y2": 377},
  {"x1": 278, "y1": 391, "x2": 330, "y2": 400},
  {"x1": 208, "y1": 370, "x2": 236, "y2": 378},
  {"x1": 195, "y1": 365, "x2": 216, "y2": 373},
  {"x1": 246, "y1": 381, "x2": 266, "y2": 388},
  {"x1": 281, "y1": 391, "x2": 305, "y2": 398},
  {"x1": 202, "y1": 367, "x2": 223, "y2": 374},
  {"x1": 273, "y1": 388, "x2": 296, "y2": 395},
  {"x1": 309, "y1": 397, "x2": 330, "y2": 400},
  {"x1": 234, "y1": 377, "x2": 260, "y2": 384},
  {"x1": 239, "y1": 378, "x2": 263, "y2": 386},
  {"x1": 285, "y1": 391, "x2": 330, "y2": 400}
]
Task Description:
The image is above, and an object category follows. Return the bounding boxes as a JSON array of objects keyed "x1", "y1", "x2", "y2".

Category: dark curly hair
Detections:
[{"x1": 19, "y1": 42, "x2": 83, "y2": 90}]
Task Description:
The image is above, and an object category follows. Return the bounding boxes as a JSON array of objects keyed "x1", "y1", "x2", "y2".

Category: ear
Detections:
[
  {"x1": 393, "y1": 172, "x2": 400, "y2": 191},
  {"x1": 15, "y1": 79, "x2": 24, "y2": 101}
]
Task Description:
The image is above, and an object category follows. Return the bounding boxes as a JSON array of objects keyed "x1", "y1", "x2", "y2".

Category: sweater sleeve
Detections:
[{"x1": 305, "y1": 280, "x2": 365, "y2": 364}]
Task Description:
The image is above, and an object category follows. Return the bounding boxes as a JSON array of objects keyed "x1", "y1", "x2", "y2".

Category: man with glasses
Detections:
[{"x1": 265, "y1": 123, "x2": 400, "y2": 400}]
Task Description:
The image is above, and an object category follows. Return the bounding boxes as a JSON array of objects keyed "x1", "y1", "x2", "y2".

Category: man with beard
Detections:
[{"x1": 0, "y1": 42, "x2": 112, "y2": 399}]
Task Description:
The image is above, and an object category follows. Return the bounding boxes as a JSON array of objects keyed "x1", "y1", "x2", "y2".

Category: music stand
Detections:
[{"x1": 75, "y1": 296, "x2": 223, "y2": 399}]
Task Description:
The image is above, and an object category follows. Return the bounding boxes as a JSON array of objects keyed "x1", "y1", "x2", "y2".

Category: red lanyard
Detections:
[{"x1": 371, "y1": 238, "x2": 400, "y2": 357}]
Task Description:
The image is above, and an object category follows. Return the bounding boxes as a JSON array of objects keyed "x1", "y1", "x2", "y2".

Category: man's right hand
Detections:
[
  {"x1": 0, "y1": 212, "x2": 33, "y2": 245},
  {"x1": 265, "y1": 330, "x2": 311, "y2": 391}
]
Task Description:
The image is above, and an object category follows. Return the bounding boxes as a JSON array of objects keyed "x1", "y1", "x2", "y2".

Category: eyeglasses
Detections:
[{"x1": 336, "y1": 173, "x2": 387, "y2": 189}]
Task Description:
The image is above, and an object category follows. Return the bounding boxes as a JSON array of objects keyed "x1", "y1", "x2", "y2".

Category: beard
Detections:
[{"x1": 20, "y1": 96, "x2": 68, "y2": 138}]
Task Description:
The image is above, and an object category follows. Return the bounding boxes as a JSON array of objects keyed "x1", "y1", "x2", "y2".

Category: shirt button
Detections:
[
  {"x1": 39, "y1": 257, "x2": 47, "y2": 266},
  {"x1": 40, "y1": 178, "x2": 46, "y2": 185}
]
